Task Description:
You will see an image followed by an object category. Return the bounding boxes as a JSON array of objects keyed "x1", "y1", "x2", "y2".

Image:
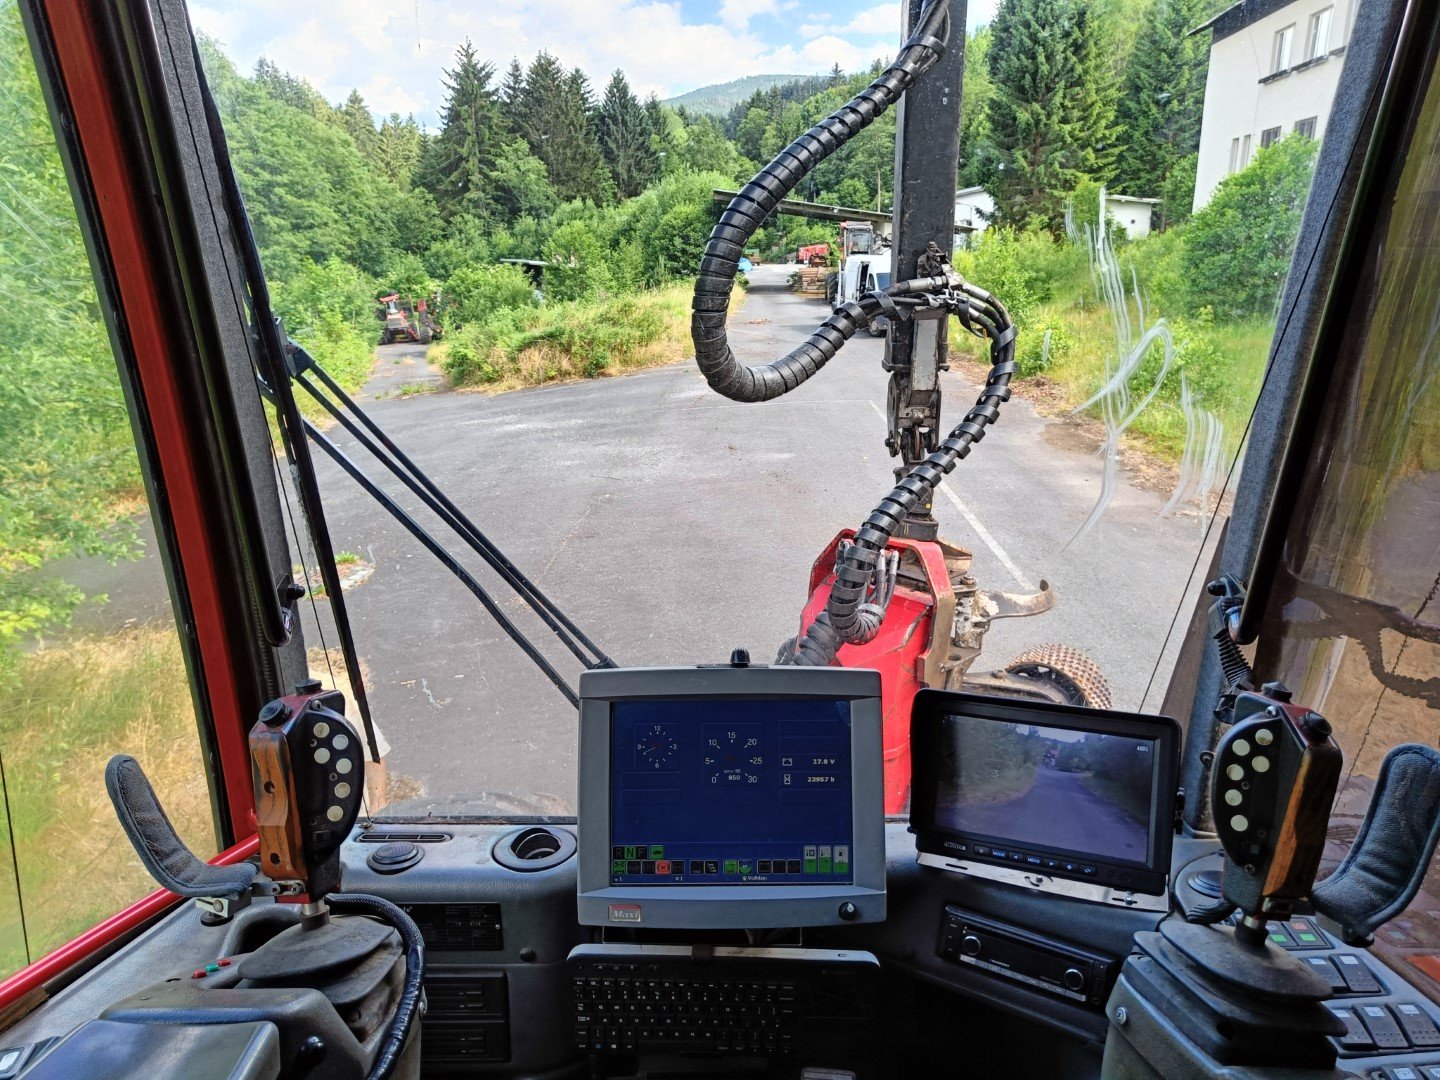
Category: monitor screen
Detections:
[
  {"x1": 933, "y1": 715, "x2": 1153, "y2": 864},
  {"x1": 576, "y1": 665, "x2": 886, "y2": 929},
  {"x1": 910, "y1": 690, "x2": 1179, "y2": 899},
  {"x1": 608, "y1": 697, "x2": 854, "y2": 886}
]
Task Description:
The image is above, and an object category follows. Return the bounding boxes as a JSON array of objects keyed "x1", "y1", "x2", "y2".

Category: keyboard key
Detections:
[
  {"x1": 1335, "y1": 953, "x2": 1384, "y2": 994},
  {"x1": 1358, "y1": 1004, "x2": 1409, "y2": 1050},
  {"x1": 1328, "y1": 1006, "x2": 1375, "y2": 1051},
  {"x1": 1395, "y1": 1003, "x2": 1440, "y2": 1048}
]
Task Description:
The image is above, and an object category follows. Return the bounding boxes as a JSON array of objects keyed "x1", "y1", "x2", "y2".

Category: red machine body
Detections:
[{"x1": 796, "y1": 530, "x2": 956, "y2": 814}]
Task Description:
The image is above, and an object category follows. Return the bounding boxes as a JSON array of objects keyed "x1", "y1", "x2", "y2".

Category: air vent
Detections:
[
  {"x1": 492, "y1": 826, "x2": 576, "y2": 872},
  {"x1": 356, "y1": 830, "x2": 451, "y2": 843},
  {"x1": 423, "y1": 971, "x2": 510, "y2": 1070}
]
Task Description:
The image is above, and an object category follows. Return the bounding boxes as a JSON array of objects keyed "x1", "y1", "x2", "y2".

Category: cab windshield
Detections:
[{"x1": 5, "y1": 0, "x2": 1433, "y2": 980}]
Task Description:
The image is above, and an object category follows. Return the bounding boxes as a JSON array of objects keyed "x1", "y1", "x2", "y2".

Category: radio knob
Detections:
[
  {"x1": 960, "y1": 934, "x2": 982, "y2": 957},
  {"x1": 1063, "y1": 967, "x2": 1086, "y2": 992}
]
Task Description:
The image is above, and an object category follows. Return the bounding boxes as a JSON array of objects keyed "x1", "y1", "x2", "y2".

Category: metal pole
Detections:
[{"x1": 886, "y1": 0, "x2": 966, "y2": 539}]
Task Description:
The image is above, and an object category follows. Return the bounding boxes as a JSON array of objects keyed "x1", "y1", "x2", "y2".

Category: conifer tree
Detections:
[
  {"x1": 598, "y1": 70, "x2": 659, "y2": 198},
  {"x1": 421, "y1": 40, "x2": 505, "y2": 217},
  {"x1": 985, "y1": 0, "x2": 1119, "y2": 231},
  {"x1": 1111, "y1": 0, "x2": 1207, "y2": 219}
]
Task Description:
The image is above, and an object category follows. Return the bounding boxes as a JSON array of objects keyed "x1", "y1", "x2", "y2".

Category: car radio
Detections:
[{"x1": 938, "y1": 906, "x2": 1118, "y2": 1009}]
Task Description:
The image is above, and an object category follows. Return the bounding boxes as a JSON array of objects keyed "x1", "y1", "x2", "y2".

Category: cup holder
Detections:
[{"x1": 492, "y1": 826, "x2": 576, "y2": 872}]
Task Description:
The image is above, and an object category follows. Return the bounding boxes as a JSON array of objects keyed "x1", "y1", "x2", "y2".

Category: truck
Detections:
[
  {"x1": 376, "y1": 292, "x2": 441, "y2": 345},
  {"x1": 828, "y1": 253, "x2": 892, "y2": 336}
]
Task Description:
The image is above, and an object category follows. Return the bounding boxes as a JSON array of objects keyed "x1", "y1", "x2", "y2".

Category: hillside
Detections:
[{"x1": 664, "y1": 74, "x2": 816, "y2": 114}]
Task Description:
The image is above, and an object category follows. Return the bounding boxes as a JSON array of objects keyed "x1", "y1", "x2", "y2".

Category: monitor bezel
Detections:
[
  {"x1": 908, "y1": 689, "x2": 1180, "y2": 898},
  {"x1": 577, "y1": 665, "x2": 886, "y2": 930}
]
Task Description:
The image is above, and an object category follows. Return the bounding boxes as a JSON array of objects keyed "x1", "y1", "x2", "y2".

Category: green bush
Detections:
[
  {"x1": 1120, "y1": 226, "x2": 1189, "y2": 316},
  {"x1": 271, "y1": 256, "x2": 376, "y2": 338},
  {"x1": 954, "y1": 227, "x2": 1087, "y2": 327},
  {"x1": 442, "y1": 264, "x2": 537, "y2": 330},
  {"x1": 1016, "y1": 319, "x2": 1075, "y2": 376},
  {"x1": 1182, "y1": 134, "x2": 1318, "y2": 316}
]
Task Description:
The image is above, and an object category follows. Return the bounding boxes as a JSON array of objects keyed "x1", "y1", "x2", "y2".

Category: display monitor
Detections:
[
  {"x1": 909, "y1": 690, "x2": 1180, "y2": 904},
  {"x1": 576, "y1": 665, "x2": 885, "y2": 929}
]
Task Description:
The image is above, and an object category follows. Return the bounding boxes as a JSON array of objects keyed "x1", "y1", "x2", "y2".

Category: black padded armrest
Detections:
[{"x1": 1313, "y1": 744, "x2": 1440, "y2": 945}]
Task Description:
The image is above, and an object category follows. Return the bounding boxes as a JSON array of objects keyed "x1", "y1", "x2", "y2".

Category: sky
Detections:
[{"x1": 190, "y1": 0, "x2": 998, "y2": 129}]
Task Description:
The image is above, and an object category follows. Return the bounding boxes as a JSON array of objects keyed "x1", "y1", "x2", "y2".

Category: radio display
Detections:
[
  {"x1": 608, "y1": 697, "x2": 854, "y2": 886},
  {"x1": 909, "y1": 691, "x2": 1179, "y2": 896}
]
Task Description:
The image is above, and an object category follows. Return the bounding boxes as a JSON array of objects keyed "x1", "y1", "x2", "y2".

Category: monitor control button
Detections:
[{"x1": 838, "y1": 902, "x2": 858, "y2": 921}]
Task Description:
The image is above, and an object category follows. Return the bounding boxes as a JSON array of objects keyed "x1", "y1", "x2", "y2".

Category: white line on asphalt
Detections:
[{"x1": 867, "y1": 401, "x2": 1031, "y2": 588}]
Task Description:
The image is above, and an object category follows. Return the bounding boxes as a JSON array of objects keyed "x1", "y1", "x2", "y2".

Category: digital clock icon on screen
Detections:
[
  {"x1": 703, "y1": 726, "x2": 765, "y2": 785},
  {"x1": 635, "y1": 724, "x2": 681, "y2": 770}
]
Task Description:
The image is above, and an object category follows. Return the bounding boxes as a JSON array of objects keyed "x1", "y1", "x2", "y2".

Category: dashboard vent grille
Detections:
[
  {"x1": 423, "y1": 971, "x2": 509, "y2": 1069},
  {"x1": 356, "y1": 830, "x2": 451, "y2": 843}
]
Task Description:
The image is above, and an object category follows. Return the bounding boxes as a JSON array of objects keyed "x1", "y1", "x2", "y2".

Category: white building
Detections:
[
  {"x1": 1106, "y1": 194, "x2": 1160, "y2": 238},
  {"x1": 956, "y1": 186, "x2": 1156, "y2": 240},
  {"x1": 1191, "y1": 0, "x2": 1356, "y2": 211},
  {"x1": 955, "y1": 186, "x2": 995, "y2": 238}
]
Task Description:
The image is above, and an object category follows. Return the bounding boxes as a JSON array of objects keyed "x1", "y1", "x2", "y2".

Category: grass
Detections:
[
  {"x1": 439, "y1": 282, "x2": 707, "y2": 392},
  {"x1": 0, "y1": 627, "x2": 214, "y2": 975},
  {"x1": 949, "y1": 269, "x2": 1274, "y2": 466}
]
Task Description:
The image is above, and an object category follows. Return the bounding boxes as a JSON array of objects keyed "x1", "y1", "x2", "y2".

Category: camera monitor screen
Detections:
[
  {"x1": 577, "y1": 666, "x2": 886, "y2": 929},
  {"x1": 910, "y1": 690, "x2": 1179, "y2": 900}
]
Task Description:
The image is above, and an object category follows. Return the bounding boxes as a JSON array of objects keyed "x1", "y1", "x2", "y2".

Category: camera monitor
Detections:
[
  {"x1": 577, "y1": 666, "x2": 885, "y2": 929},
  {"x1": 909, "y1": 689, "x2": 1179, "y2": 907}
]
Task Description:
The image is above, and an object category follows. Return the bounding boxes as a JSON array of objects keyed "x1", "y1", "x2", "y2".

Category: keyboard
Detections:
[{"x1": 568, "y1": 943, "x2": 878, "y2": 1059}]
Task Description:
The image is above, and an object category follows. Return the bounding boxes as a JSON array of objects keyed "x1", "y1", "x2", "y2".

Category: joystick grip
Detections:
[
  {"x1": 1213, "y1": 691, "x2": 1340, "y2": 923},
  {"x1": 250, "y1": 684, "x2": 366, "y2": 901}
]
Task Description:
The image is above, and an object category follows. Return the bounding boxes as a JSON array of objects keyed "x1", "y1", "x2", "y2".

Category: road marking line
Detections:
[{"x1": 866, "y1": 400, "x2": 1031, "y2": 588}]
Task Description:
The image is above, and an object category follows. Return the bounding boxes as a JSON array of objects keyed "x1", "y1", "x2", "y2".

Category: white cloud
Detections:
[
  {"x1": 717, "y1": 0, "x2": 779, "y2": 30},
  {"x1": 190, "y1": 0, "x2": 935, "y2": 126}
]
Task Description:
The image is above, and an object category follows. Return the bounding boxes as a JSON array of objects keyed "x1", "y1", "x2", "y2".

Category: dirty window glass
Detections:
[
  {"x1": 0, "y1": 3, "x2": 217, "y2": 978},
  {"x1": 193, "y1": 0, "x2": 1337, "y2": 816}
]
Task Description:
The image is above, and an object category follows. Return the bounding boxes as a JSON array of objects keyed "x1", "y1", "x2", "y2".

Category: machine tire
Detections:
[
  {"x1": 419, "y1": 326, "x2": 433, "y2": 344},
  {"x1": 1003, "y1": 644, "x2": 1112, "y2": 709}
]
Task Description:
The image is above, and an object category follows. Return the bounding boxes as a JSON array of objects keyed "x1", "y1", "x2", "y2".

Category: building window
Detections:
[
  {"x1": 1261, "y1": 126, "x2": 1283, "y2": 149},
  {"x1": 1229, "y1": 137, "x2": 1241, "y2": 173},
  {"x1": 1306, "y1": 7, "x2": 1333, "y2": 59},
  {"x1": 1296, "y1": 116, "x2": 1318, "y2": 139},
  {"x1": 1240, "y1": 133, "x2": 1252, "y2": 169},
  {"x1": 1272, "y1": 23, "x2": 1295, "y2": 73}
]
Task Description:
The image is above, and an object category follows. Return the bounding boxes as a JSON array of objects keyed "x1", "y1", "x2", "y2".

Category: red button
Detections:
[
  {"x1": 192, "y1": 970, "x2": 206, "y2": 979},
  {"x1": 218, "y1": 959, "x2": 231, "y2": 967},
  {"x1": 656, "y1": 860, "x2": 671, "y2": 875}
]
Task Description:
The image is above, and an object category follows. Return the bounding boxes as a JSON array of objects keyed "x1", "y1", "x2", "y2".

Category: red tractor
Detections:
[{"x1": 376, "y1": 292, "x2": 440, "y2": 345}]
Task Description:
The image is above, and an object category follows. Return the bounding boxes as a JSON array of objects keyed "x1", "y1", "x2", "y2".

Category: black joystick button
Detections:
[{"x1": 258, "y1": 699, "x2": 291, "y2": 725}]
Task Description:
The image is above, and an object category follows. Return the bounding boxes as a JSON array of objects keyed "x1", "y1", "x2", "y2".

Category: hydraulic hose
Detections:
[
  {"x1": 789, "y1": 286, "x2": 1017, "y2": 664},
  {"x1": 691, "y1": 0, "x2": 949, "y2": 401},
  {"x1": 327, "y1": 893, "x2": 425, "y2": 1080}
]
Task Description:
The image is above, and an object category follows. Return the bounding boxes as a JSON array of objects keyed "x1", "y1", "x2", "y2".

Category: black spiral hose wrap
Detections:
[
  {"x1": 691, "y1": 0, "x2": 949, "y2": 402},
  {"x1": 327, "y1": 892, "x2": 426, "y2": 1080},
  {"x1": 689, "y1": 0, "x2": 1018, "y2": 666}
]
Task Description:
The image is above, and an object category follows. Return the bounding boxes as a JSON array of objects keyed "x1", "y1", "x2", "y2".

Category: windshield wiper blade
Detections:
[
  {"x1": 302, "y1": 417, "x2": 582, "y2": 708},
  {"x1": 295, "y1": 359, "x2": 613, "y2": 672}
]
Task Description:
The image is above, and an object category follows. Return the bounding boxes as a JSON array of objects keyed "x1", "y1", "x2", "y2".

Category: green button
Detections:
[
  {"x1": 612, "y1": 860, "x2": 627, "y2": 874},
  {"x1": 835, "y1": 858, "x2": 849, "y2": 874},
  {"x1": 723, "y1": 859, "x2": 738, "y2": 874},
  {"x1": 818, "y1": 856, "x2": 832, "y2": 873},
  {"x1": 1297, "y1": 933, "x2": 1319, "y2": 943},
  {"x1": 205, "y1": 963, "x2": 220, "y2": 973},
  {"x1": 649, "y1": 845, "x2": 664, "y2": 860},
  {"x1": 803, "y1": 859, "x2": 816, "y2": 874},
  {"x1": 738, "y1": 861, "x2": 753, "y2": 875},
  {"x1": 1270, "y1": 933, "x2": 1288, "y2": 944},
  {"x1": 623, "y1": 846, "x2": 639, "y2": 860}
]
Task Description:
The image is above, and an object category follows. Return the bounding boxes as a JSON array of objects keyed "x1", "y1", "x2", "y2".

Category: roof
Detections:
[
  {"x1": 712, "y1": 189, "x2": 891, "y2": 226},
  {"x1": 1189, "y1": 0, "x2": 1301, "y2": 43},
  {"x1": 955, "y1": 185, "x2": 992, "y2": 200},
  {"x1": 1106, "y1": 193, "x2": 1160, "y2": 205}
]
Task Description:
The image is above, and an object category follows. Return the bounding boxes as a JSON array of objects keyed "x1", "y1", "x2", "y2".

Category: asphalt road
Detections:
[
  {"x1": 296, "y1": 264, "x2": 1216, "y2": 812},
  {"x1": 940, "y1": 768, "x2": 1148, "y2": 862}
]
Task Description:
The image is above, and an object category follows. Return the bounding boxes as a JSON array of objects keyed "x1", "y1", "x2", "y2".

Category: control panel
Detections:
[{"x1": 937, "y1": 905, "x2": 1118, "y2": 1010}]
